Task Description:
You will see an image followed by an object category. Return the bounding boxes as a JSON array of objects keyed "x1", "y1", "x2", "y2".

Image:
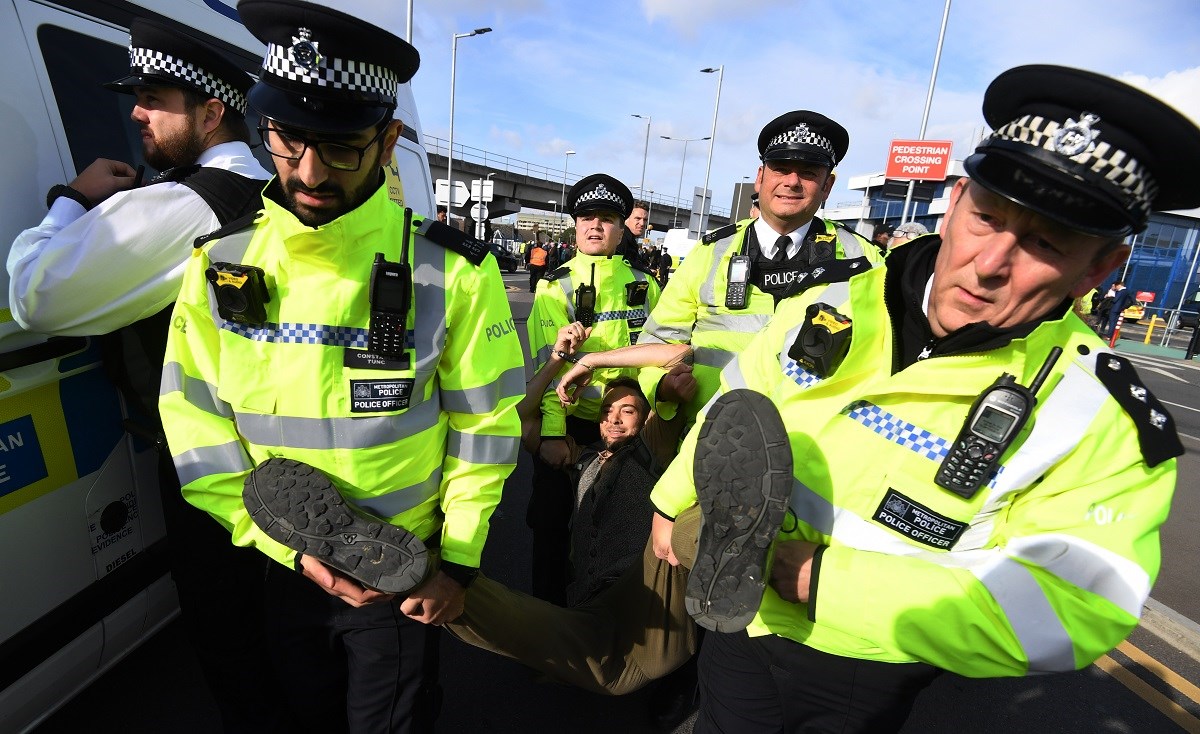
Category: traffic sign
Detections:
[
  {"x1": 436, "y1": 179, "x2": 470, "y2": 207},
  {"x1": 1136, "y1": 291, "x2": 1156, "y2": 302},
  {"x1": 470, "y1": 203, "x2": 489, "y2": 221},
  {"x1": 471, "y1": 179, "x2": 495, "y2": 203},
  {"x1": 885, "y1": 139, "x2": 953, "y2": 181}
]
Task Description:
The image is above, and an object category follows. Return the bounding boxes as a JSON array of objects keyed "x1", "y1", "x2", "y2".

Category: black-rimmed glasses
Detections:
[{"x1": 258, "y1": 123, "x2": 386, "y2": 172}]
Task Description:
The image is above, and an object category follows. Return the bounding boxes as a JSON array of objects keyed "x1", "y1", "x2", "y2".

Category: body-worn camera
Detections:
[
  {"x1": 625, "y1": 280, "x2": 649, "y2": 307},
  {"x1": 788, "y1": 302, "x2": 852, "y2": 377},
  {"x1": 206, "y1": 262, "x2": 270, "y2": 324}
]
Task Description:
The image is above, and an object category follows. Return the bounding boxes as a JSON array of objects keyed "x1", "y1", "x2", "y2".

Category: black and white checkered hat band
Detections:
[
  {"x1": 129, "y1": 46, "x2": 247, "y2": 115},
  {"x1": 767, "y1": 125, "x2": 836, "y2": 161},
  {"x1": 576, "y1": 183, "x2": 625, "y2": 209},
  {"x1": 991, "y1": 114, "x2": 1157, "y2": 220},
  {"x1": 264, "y1": 43, "x2": 398, "y2": 106}
]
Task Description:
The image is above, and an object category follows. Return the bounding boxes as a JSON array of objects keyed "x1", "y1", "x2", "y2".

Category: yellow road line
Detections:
[
  {"x1": 1118, "y1": 640, "x2": 1200, "y2": 706},
  {"x1": 1094, "y1": 651, "x2": 1200, "y2": 733}
]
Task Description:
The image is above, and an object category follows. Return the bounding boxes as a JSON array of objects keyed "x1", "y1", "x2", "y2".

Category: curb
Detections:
[{"x1": 1140, "y1": 597, "x2": 1200, "y2": 663}]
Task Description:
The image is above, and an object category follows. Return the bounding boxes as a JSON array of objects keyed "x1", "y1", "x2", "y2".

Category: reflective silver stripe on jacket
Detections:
[
  {"x1": 356, "y1": 471, "x2": 441, "y2": 518},
  {"x1": 555, "y1": 273, "x2": 577, "y2": 323},
  {"x1": 174, "y1": 441, "x2": 253, "y2": 487},
  {"x1": 698, "y1": 231, "x2": 743, "y2": 306},
  {"x1": 448, "y1": 430, "x2": 520, "y2": 465},
  {"x1": 693, "y1": 346, "x2": 735, "y2": 370},
  {"x1": 692, "y1": 311, "x2": 770, "y2": 335},
  {"x1": 441, "y1": 366, "x2": 526, "y2": 414},
  {"x1": 234, "y1": 398, "x2": 441, "y2": 450},
  {"x1": 161, "y1": 361, "x2": 233, "y2": 418}
]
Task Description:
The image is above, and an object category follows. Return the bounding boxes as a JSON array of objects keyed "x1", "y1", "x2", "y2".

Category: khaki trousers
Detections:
[{"x1": 446, "y1": 505, "x2": 700, "y2": 696}]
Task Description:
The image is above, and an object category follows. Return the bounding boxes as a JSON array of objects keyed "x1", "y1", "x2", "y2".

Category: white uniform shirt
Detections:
[
  {"x1": 7, "y1": 142, "x2": 270, "y2": 335},
  {"x1": 753, "y1": 217, "x2": 813, "y2": 261}
]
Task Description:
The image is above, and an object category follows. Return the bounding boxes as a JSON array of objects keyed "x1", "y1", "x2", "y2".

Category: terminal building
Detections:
[{"x1": 821, "y1": 162, "x2": 1200, "y2": 318}]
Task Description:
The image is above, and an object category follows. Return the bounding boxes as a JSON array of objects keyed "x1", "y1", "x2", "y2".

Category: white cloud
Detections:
[{"x1": 1117, "y1": 67, "x2": 1200, "y2": 127}]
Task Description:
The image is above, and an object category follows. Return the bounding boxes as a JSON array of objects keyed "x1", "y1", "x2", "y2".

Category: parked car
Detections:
[{"x1": 490, "y1": 244, "x2": 519, "y2": 273}]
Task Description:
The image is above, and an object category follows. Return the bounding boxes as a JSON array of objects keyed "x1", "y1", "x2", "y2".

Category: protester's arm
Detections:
[
  {"x1": 519, "y1": 322, "x2": 591, "y2": 453},
  {"x1": 556, "y1": 342, "x2": 692, "y2": 405}
]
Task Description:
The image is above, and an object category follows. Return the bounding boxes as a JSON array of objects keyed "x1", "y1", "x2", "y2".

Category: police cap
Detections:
[
  {"x1": 566, "y1": 174, "x2": 633, "y2": 219},
  {"x1": 758, "y1": 111, "x2": 849, "y2": 169},
  {"x1": 238, "y1": 0, "x2": 420, "y2": 133},
  {"x1": 105, "y1": 19, "x2": 252, "y2": 116},
  {"x1": 966, "y1": 64, "x2": 1200, "y2": 237}
]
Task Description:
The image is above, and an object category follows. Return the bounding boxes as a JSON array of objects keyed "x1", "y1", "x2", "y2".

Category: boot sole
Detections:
[
  {"x1": 686, "y1": 389, "x2": 793, "y2": 632},
  {"x1": 243, "y1": 458, "x2": 428, "y2": 594}
]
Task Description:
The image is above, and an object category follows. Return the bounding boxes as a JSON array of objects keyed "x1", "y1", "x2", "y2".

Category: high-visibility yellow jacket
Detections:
[
  {"x1": 527, "y1": 252, "x2": 661, "y2": 437},
  {"x1": 651, "y1": 251, "x2": 1178, "y2": 676},
  {"x1": 159, "y1": 183, "x2": 524, "y2": 570},
  {"x1": 638, "y1": 217, "x2": 881, "y2": 424}
]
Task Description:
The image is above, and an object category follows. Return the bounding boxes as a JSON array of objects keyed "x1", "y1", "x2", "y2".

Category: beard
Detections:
[
  {"x1": 143, "y1": 121, "x2": 206, "y2": 171},
  {"x1": 279, "y1": 149, "x2": 385, "y2": 227}
]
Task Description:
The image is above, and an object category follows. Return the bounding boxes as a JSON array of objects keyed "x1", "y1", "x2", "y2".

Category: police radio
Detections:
[
  {"x1": 725, "y1": 255, "x2": 751, "y2": 310},
  {"x1": 575, "y1": 263, "x2": 597, "y2": 327},
  {"x1": 206, "y1": 262, "x2": 270, "y2": 324},
  {"x1": 367, "y1": 208, "x2": 414, "y2": 359},
  {"x1": 935, "y1": 347, "x2": 1062, "y2": 499}
]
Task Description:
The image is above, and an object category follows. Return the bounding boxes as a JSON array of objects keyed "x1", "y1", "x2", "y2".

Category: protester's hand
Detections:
[
  {"x1": 69, "y1": 159, "x2": 139, "y2": 205},
  {"x1": 553, "y1": 322, "x2": 591, "y2": 355},
  {"x1": 651, "y1": 512, "x2": 679, "y2": 566},
  {"x1": 298, "y1": 554, "x2": 396, "y2": 607},
  {"x1": 400, "y1": 570, "x2": 467, "y2": 625},
  {"x1": 538, "y1": 438, "x2": 572, "y2": 468},
  {"x1": 657, "y1": 363, "x2": 697, "y2": 405},
  {"x1": 768, "y1": 540, "x2": 820, "y2": 604},
  {"x1": 556, "y1": 362, "x2": 595, "y2": 406}
]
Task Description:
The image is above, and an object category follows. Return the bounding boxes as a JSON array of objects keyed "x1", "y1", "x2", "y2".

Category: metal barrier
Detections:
[{"x1": 423, "y1": 134, "x2": 730, "y2": 219}]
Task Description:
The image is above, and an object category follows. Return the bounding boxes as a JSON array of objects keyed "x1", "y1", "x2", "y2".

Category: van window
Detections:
[{"x1": 37, "y1": 25, "x2": 143, "y2": 174}]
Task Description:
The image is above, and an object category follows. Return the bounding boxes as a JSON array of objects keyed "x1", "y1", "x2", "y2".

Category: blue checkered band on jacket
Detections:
[
  {"x1": 782, "y1": 359, "x2": 823, "y2": 390},
  {"x1": 842, "y1": 400, "x2": 951, "y2": 461},
  {"x1": 990, "y1": 114, "x2": 1157, "y2": 222},
  {"x1": 220, "y1": 321, "x2": 414, "y2": 349},
  {"x1": 575, "y1": 183, "x2": 625, "y2": 209},
  {"x1": 767, "y1": 124, "x2": 836, "y2": 161},
  {"x1": 594, "y1": 308, "x2": 648, "y2": 323},
  {"x1": 129, "y1": 46, "x2": 247, "y2": 115},
  {"x1": 264, "y1": 43, "x2": 398, "y2": 106}
]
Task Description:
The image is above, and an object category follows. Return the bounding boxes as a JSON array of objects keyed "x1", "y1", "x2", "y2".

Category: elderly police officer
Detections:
[
  {"x1": 159, "y1": 1, "x2": 523, "y2": 731},
  {"x1": 525, "y1": 173, "x2": 662, "y2": 603},
  {"x1": 560, "y1": 112, "x2": 882, "y2": 430},
  {"x1": 650, "y1": 65, "x2": 1197, "y2": 733}
]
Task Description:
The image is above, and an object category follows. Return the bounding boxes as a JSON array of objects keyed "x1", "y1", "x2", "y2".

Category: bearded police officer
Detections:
[
  {"x1": 159, "y1": 1, "x2": 523, "y2": 731},
  {"x1": 525, "y1": 173, "x2": 662, "y2": 603},
  {"x1": 560, "y1": 112, "x2": 882, "y2": 431},
  {"x1": 650, "y1": 65, "x2": 1196, "y2": 733}
]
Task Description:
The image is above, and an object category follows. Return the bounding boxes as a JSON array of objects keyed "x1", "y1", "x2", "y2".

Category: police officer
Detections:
[
  {"x1": 8, "y1": 20, "x2": 276, "y2": 732},
  {"x1": 159, "y1": 1, "x2": 523, "y2": 731},
  {"x1": 651, "y1": 65, "x2": 1197, "y2": 733},
  {"x1": 561, "y1": 111, "x2": 882, "y2": 429},
  {"x1": 525, "y1": 173, "x2": 661, "y2": 603}
]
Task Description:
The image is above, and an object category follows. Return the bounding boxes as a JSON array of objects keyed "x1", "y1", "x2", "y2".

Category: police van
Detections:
[{"x1": 0, "y1": 1, "x2": 434, "y2": 730}]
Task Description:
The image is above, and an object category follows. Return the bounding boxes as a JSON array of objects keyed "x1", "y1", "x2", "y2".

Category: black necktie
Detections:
[{"x1": 771, "y1": 235, "x2": 791, "y2": 264}]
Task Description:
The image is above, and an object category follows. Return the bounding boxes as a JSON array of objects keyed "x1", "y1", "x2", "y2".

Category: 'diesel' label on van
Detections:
[
  {"x1": 0, "y1": 415, "x2": 49, "y2": 500},
  {"x1": 88, "y1": 490, "x2": 143, "y2": 577}
]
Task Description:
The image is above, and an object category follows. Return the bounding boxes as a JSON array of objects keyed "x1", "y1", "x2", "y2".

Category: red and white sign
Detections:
[
  {"x1": 885, "y1": 139, "x2": 954, "y2": 181},
  {"x1": 1135, "y1": 291, "x2": 1156, "y2": 302}
]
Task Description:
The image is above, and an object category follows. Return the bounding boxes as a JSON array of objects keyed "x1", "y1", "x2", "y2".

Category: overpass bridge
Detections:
[{"x1": 423, "y1": 135, "x2": 730, "y2": 235}]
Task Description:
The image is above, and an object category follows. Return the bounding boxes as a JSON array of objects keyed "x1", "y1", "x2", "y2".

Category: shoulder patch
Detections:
[
  {"x1": 702, "y1": 222, "x2": 738, "y2": 245},
  {"x1": 193, "y1": 210, "x2": 259, "y2": 249},
  {"x1": 1093, "y1": 353, "x2": 1183, "y2": 467},
  {"x1": 416, "y1": 219, "x2": 489, "y2": 265},
  {"x1": 545, "y1": 266, "x2": 571, "y2": 281}
]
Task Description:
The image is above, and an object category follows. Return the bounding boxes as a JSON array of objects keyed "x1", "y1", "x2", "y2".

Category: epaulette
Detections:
[
  {"x1": 701, "y1": 222, "x2": 738, "y2": 245},
  {"x1": 415, "y1": 218, "x2": 489, "y2": 265},
  {"x1": 193, "y1": 210, "x2": 259, "y2": 249},
  {"x1": 544, "y1": 266, "x2": 571, "y2": 281},
  {"x1": 1093, "y1": 352, "x2": 1183, "y2": 467},
  {"x1": 147, "y1": 164, "x2": 201, "y2": 185}
]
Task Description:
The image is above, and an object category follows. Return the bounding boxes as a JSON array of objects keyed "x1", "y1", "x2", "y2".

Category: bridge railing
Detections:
[{"x1": 423, "y1": 134, "x2": 729, "y2": 219}]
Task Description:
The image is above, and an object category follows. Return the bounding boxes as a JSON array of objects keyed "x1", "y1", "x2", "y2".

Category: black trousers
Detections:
[
  {"x1": 696, "y1": 629, "x2": 941, "y2": 734},
  {"x1": 262, "y1": 563, "x2": 441, "y2": 734},
  {"x1": 526, "y1": 416, "x2": 600, "y2": 605}
]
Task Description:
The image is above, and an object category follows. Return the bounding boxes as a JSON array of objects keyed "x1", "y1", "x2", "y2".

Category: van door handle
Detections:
[{"x1": 0, "y1": 336, "x2": 88, "y2": 372}]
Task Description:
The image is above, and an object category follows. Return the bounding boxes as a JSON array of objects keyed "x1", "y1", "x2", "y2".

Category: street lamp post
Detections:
[
  {"x1": 447, "y1": 27, "x2": 492, "y2": 222},
  {"x1": 632, "y1": 114, "x2": 651, "y2": 197},
  {"x1": 548, "y1": 200, "x2": 557, "y2": 238},
  {"x1": 661, "y1": 135, "x2": 710, "y2": 231},
  {"x1": 559, "y1": 150, "x2": 575, "y2": 228},
  {"x1": 699, "y1": 66, "x2": 724, "y2": 234}
]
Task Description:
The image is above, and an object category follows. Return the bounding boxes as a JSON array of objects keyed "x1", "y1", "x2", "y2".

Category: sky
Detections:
[{"x1": 380, "y1": 0, "x2": 1200, "y2": 217}]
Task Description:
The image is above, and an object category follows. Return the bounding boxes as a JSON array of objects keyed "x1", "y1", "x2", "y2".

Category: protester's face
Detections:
[
  {"x1": 755, "y1": 159, "x2": 835, "y2": 233},
  {"x1": 131, "y1": 85, "x2": 206, "y2": 170},
  {"x1": 928, "y1": 179, "x2": 1128, "y2": 337},
  {"x1": 874, "y1": 231, "x2": 892, "y2": 246},
  {"x1": 626, "y1": 207, "x2": 648, "y2": 237},
  {"x1": 267, "y1": 119, "x2": 402, "y2": 226},
  {"x1": 599, "y1": 388, "x2": 645, "y2": 447},
  {"x1": 575, "y1": 212, "x2": 623, "y2": 255}
]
